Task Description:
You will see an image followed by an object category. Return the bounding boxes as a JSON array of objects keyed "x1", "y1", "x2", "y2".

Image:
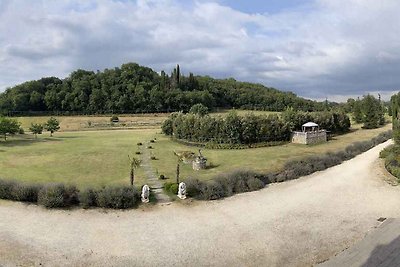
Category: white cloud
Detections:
[{"x1": 0, "y1": 0, "x2": 400, "y2": 101}]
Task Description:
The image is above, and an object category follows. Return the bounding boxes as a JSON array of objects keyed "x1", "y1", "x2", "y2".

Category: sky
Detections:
[{"x1": 0, "y1": 0, "x2": 399, "y2": 102}]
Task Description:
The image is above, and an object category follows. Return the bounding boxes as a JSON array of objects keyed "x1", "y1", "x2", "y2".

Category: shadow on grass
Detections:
[
  {"x1": 329, "y1": 128, "x2": 359, "y2": 141},
  {"x1": 0, "y1": 137, "x2": 63, "y2": 147}
]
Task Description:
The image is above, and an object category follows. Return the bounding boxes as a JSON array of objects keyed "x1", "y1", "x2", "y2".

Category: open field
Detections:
[
  {"x1": 14, "y1": 109, "x2": 279, "y2": 132},
  {"x1": 15, "y1": 114, "x2": 169, "y2": 132},
  {"x1": 0, "y1": 117, "x2": 392, "y2": 188}
]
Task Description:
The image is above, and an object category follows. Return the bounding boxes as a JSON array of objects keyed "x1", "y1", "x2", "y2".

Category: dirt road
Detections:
[{"x1": 1, "y1": 140, "x2": 399, "y2": 267}]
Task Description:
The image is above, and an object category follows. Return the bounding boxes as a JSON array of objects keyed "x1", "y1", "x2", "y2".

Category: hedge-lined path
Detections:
[
  {"x1": 2, "y1": 140, "x2": 400, "y2": 266},
  {"x1": 140, "y1": 141, "x2": 171, "y2": 203}
]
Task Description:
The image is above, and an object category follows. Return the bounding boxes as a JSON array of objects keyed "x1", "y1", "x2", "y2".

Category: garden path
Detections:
[{"x1": 140, "y1": 141, "x2": 171, "y2": 203}]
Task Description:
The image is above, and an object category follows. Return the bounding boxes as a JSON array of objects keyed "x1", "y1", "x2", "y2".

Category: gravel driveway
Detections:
[{"x1": 1, "y1": 140, "x2": 399, "y2": 267}]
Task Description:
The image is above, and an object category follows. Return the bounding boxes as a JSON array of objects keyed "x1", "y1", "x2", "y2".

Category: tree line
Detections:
[
  {"x1": 0, "y1": 62, "x2": 328, "y2": 115},
  {"x1": 162, "y1": 109, "x2": 350, "y2": 145}
]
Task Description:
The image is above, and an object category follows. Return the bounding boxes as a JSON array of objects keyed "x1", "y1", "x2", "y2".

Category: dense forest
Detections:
[{"x1": 0, "y1": 62, "x2": 328, "y2": 115}]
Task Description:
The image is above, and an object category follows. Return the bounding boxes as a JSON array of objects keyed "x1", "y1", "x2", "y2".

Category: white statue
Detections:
[
  {"x1": 177, "y1": 182, "x2": 187, "y2": 200},
  {"x1": 141, "y1": 185, "x2": 150, "y2": 203}
]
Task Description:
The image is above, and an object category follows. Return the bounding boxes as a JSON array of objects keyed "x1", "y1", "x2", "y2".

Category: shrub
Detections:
[
  {"x1": 246, "y1": 178, "x2": 265, "y2": 191},
  {"x1": 150, "y1": 156, "x2": 157, "y2": 160},
  {"x1": 96, "y1": 186, "x2": 139, "y2": 209},
  {"x1": 12, "y1": 183, "x2": 42, "y2": 202},
  {"x1": 164, "y1": 182, "x2": 178, "y2": 194},
  {"x1": 150, "y1": 139, "x2": 155, "y2": 143},
  {"x1": 147, "y1": 145, "x2": 153, "y2": 149},
  {"x1": 137, "y1": 142, "x2": 143, "y2": 146},
  {"x1": 135, "y1": 151, "x2": 141, "y2": 155},
  {"x1": 200, "y1": 181, "x2": 224, "y2": 200},
  {"x1": 110, "y1": 115, "x2": 119, "y2": 122},
  {"x1": 185, "y1": 178, "x2": 204, "y2": 198},
  {"x1": 159, "y1": 174, "x2": 166, "y2": 180},
  {"x1": 38, "y1": 184, "x2": 77, "y2": 208},
  {"x1": 189, "y1": 103, "x2": 209, "y2": 116},
  {"x1": 0, "y1": 179, "x2": 17, "y2": 200},
  {"x1": 169, "y1": 184, "x2": 178, "y2": 194},
  {"x1": 18, "y1": 127, "x2": 25, "y2": 134},
  {"x1": 79, "y1": 188, "x2": 98, "y2": 209}
]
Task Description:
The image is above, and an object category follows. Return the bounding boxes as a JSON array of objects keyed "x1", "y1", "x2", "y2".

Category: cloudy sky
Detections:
[{"x1": 0, "y1": 0, "x2": 399, "y2": 101}]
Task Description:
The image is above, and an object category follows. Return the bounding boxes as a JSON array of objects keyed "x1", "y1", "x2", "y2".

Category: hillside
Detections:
[{"x1": 0, "y1": 63, "x2": 325, "y2": 115}]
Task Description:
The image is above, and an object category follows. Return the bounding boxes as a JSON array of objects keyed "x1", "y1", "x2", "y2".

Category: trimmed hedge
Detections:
[
  {"x1": 185, "y1": 130, "x2": 393, "y2": 200},
  {"x1": 380, "y1": 144, "x2": 400, "y2": 180},
  {"x1": 0, "y1": 179, "x2": 140, "y2": 210}
]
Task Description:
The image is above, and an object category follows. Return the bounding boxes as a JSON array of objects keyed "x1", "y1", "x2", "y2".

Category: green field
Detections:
[{"x1": 0, "y1": 115, "x2": 392, "y2": 188}]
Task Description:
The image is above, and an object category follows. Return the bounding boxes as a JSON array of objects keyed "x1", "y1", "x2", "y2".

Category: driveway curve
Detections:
[{"x1": 1, "y1": 140, "x2": 400, "y2": 267}]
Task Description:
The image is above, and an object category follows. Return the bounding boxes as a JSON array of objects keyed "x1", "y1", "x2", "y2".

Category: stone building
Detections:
[{"x1": 291, "y1": 122, "x2": 327, "y2": 145}]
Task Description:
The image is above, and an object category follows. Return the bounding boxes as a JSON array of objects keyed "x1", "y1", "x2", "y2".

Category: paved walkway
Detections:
[
  {"x1": 140, "y1": 141, "x2": 171, "y2": 203},
  {"x1": 319, "y1": 218, "x2": 400, "y2": 267}
]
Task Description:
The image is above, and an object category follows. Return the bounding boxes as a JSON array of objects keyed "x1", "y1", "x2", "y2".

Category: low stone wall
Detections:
[{"x1": 291, "y1": 130, "x2": 327, "y2": 145}]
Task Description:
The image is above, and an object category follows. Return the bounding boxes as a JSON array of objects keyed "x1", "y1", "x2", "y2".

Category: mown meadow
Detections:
[{"x1": 0, "y1": 112, "x2": 392, "y2": 189}]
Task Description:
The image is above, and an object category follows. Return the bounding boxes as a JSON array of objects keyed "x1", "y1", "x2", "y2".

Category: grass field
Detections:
[
  {"x1": 14, "y1": 109, "x2": 278, "y2": 132},
  {"x1": 0, "y1": 116, "x2": 392, "y2": 188}
]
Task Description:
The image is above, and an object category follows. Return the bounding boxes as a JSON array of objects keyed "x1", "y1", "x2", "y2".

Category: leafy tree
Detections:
[
  {"x1": 29, "y1": 123, "x2": 44, "y2": 138},
  {"x1": 189, "y1": 103, "x2": 209, "y2": 116},
  {"x1": 352, "y1": 98, "x2": 364, "y2": 124},
  {"x1": 44, "y1": 117, "x2": 60, "y2": 136},
  {"x1": 361, "y1": 95, "x2": 384, "y2": 129},
  {"x1": 391, "y1": 93, "x2": 400, "y2": 144},
  {"x1": 0, "y1": 117, "x2": 20, "y2": 141}
]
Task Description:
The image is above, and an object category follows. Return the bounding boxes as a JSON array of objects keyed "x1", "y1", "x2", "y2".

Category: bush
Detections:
[
  {"x1": 247, "y1": 178, "x2": 265, "y2": 191},
  {"x1": 135, "y1": 151, "x2": 141, "y2": 155},
  {"x1": 12, "y1": 183, "x2": 42, "y2": 202},
  {"x1": 185, "y1": 178, "x2": 204, "y2": 198},
  {"x1": 96, "y1": 186, "x2": 139, "y2": 209},
  {"x1": 110, "y1": 115, "x2": 119, "y2": 122},
  {"x1": 0, "y1": 179, "x2": 17, "y2": 200},
  {"x1": 18, "y1": 127, "x2": 25, "y2": 134},
  {"x1": 200, "y1": 181, "x2": 224, "y2": 200},
  {"x1": 147, "y1": 145, "x2": 153, "y2": 149},
  {"x1": 150, "y1": 156, "x2": 157, "y2": 160},
  {"x1": 137, "y1": 142, "x2": 143, "y2": 146},
  {"x1": 164, "y1": 182, "x2": 178, "y2": 194},
  {"x1": 150, "y1": 139, "x2": 155, "y2": 143},
  {"x1": 38, "y1": 184, "x2": 78, "y2": 208},
  {"x1": 79, "y1": 188, "x2": 98, "y2": 209},
  {"x1": 159, "y1": 174, "x2": 166, "y2": 180}
]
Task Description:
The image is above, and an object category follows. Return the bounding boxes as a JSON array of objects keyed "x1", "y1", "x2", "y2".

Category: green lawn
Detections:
[{"x1": 0, "y1": 122, "x2": 392, "y2": 188}]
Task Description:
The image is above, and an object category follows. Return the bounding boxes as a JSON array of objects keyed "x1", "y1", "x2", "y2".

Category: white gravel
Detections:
[{"x1": 1, "y1": 140, "x2": 399, "y2": 267}]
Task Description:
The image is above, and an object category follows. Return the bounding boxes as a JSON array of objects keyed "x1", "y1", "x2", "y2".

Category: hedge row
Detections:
[
  {"x1": 162, "y1": 110, "x2": 350, "y2": 146},
  {"x1": 185, "y1": 130, "x2": 393, "y2": 200},
  {"x1": 0, "y1": 181, "x2": 140, "y2": 209},
  {"x1": 174, "y1": 138, "x2": 287, "y2": 149},
  {"x1": 380, "y1": 144, "x2": 400, "y2": 179}
]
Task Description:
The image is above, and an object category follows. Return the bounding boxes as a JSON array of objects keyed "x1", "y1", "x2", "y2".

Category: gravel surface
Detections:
[{"x1": 1, "y1": 140, "x2": 399, "y2": 267}]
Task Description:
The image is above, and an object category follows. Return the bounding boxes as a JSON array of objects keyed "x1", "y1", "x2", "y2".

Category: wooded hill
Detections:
[{"x1": 0, "y1": 62, "x2": 327, "y2": 115}]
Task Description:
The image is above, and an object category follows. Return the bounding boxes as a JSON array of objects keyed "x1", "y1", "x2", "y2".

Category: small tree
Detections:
[
  {"x1": 44, "y1": 117, "x2": 60, "y2": 137},
  {"x1": 174, "y1": 152, "x2": 184, "y2": 184},
  {"x1": 29, "y1": 123, "x2": 44, "y2": 138},
  {"x1": 128, "y1": 155, "x2": 141, "y2": 186},
  {"x1": 0, "y1": 117, "x2": 20, "y2": 141}
]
